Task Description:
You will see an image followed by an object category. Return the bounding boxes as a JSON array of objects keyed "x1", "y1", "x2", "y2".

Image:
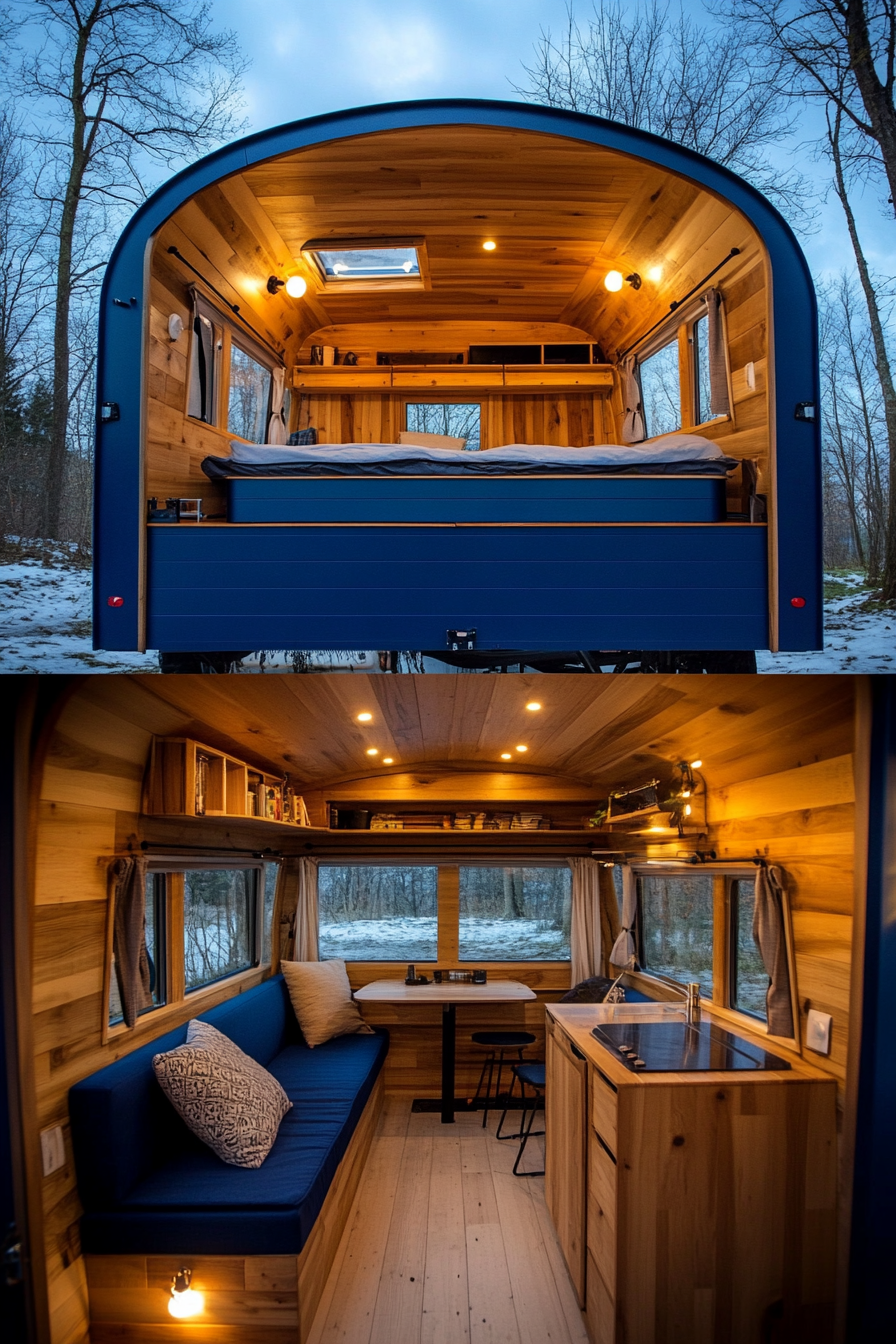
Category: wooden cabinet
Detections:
[
  {"x1": 291, "y1": 363, "x2": 615, "y2": 395},
  {"x1": 546, "y1": 1007, "x2": 839, "y2": 1344},
  {"x1": 145, "y1": 737, "x2": 310, "y2": 827},
  {"x1": 545, "y1": 1015, "x2": 588, "y2": 1306}
]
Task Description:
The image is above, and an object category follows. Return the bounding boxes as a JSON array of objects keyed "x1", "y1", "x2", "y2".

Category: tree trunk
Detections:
[
  {"x1": 846, "y1": 0, "x2": 896, "y2": 223},
  {"x1": 829, "y1": 109, "x2": 896, "y2": 599}
]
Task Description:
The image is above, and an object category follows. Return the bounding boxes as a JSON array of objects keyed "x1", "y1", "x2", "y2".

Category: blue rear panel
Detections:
[
  {"x1": 147, "y1": 523, "x2": 768, "y2": 651},
  {"x1": 225, "y1": 475, "x2": 728, "y2": 524}
]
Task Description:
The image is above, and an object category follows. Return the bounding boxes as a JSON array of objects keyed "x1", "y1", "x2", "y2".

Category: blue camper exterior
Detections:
[{"x1": 92, "y1": 99, "x2": 822, "y2": 657}]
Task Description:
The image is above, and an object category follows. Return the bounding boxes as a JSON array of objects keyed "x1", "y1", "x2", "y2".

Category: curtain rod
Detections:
[
  {"x1": 166, "y1": 246, "x2": 285, "y2": 364},
  {"x1": 616, "y1": 247, "x2": 741, "y2": 363},
  {"x1": 136, "y1": 841, "x2": 284, "y2": 857}
]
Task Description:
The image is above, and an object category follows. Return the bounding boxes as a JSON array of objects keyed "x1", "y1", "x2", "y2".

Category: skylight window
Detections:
[{"x1": 302, "y1": 237, "x2": 426, "y2": 289}]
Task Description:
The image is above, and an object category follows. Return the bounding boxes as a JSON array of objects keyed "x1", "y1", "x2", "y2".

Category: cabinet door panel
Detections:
[
  {"x1": 588, "y1": 1129, "x2": 617, "y2": 1289},
  {"x1": 545, "y1": 1023, "x2": 587, "y2": 1305},
  {"x1": 586, "y1": 1248, "x2": 616, "y2": 1344},
  {"x1": 590, "y1": 1066, "x2": 618, "y2": 1154}
]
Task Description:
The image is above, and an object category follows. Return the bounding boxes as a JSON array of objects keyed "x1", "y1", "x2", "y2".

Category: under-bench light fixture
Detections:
[
  {"x1": 168, "y1": 1267, "x2": 203, "y2": 1319},
  {"x1": 267, "y1": 274, "x2": 307, "y2": 298}
]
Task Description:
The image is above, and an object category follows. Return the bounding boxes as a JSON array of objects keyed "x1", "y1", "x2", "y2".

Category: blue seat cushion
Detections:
[
  {"x1": 515, "y1": 1062, "x2": 546, "y2": 1089},
  {"x1": 78, "y1": 1028, "x2": 389, "y2": 1256},
  {"x1": 471, "y1": 1031, "x2": 536, "y2": 1047}
]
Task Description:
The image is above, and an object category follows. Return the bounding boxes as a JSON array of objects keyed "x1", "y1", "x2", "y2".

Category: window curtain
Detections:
[
  {"x1": 267, "y1": 367, "x2": 287, "y2": 444},
  {"x1": 568, "y1": 858, "x2": 601, "y2": 985},
  {"x1": 753, "y1": 864, "x2": 794, "y2": 1037},
  {"x1": 701, "y1": 286, "x2": 730, "y2": 417},
  {"x1": 110, "y1": 856, "x2": 151, "y2": 1028},
  {"x1": 621, "y1": 357, "x2": 646, "y2": 443},
  {"x1": 598, "y1": 866, "x2": 622, "y2": 976},
  {"x1": 293, "y1": 857, "x2": 320, "y2": 961},
  {"x1": 609, "y1": 864, "x2": 637, "y2": 966}
]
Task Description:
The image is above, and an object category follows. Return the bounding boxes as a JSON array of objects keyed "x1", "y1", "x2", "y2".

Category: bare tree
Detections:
[
  {"x1": 514, "y1": 0, "x2": 806, "y2": 214},
  {"x1": 18, "y1": 0, "x2": 248, "y2": 540},
  {"x1": 718, "y1": 0, "x2": 896, "y2": 598}
]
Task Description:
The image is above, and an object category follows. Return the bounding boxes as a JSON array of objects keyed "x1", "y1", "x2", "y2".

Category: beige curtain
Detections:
[
  {"x1": 621, "y1": 357, "x2": 646, "y2": 443},
  {"x1": 609, "y1": 864, "x2": 637, "y2": 966},
  {"x1": 293, "y1": 857, "x2": 320, "y2": 961},
  {"x1": 267, "y1": 367, "x2": 287, "y2": 444},
  {"x1": 753, "y1": 864, "x2": 794, "y2": 1037},
  {"x1": 598, "y1": 867, "x2": 622, "y2": 976},
  {"x1": 110, "y1": 856, "x2": 151, "y2": 1028},
  {"x1": 568, "y1": 858, "x2": 601, "y2": 985},
  {"x1": 701, "y1": 287, "x2": 730, "y2": 417}
]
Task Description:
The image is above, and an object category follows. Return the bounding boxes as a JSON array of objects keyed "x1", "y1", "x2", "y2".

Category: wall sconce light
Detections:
[
  {"x1": 604, "y1": 271, "x2": 641, "y2": 292},
  {"x1": 167, "y1": 313, "x2": 184, "y2": 342},
  {"x1": 267, "y1": 275, "x2": 307, "y2": 298},
  {"x1": 168, "y1": 1267, "x2": 203, "y2": 1319}
]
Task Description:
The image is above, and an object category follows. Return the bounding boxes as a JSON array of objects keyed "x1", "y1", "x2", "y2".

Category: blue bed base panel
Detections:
[
  {"x1": 147, "y1": 523, "x2": 769, "y2": 651},
  {"x1": 225, "y1": 475, "x2": 728, "y2": 524}
]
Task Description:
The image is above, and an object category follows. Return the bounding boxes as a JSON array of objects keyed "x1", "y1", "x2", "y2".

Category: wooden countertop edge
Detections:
[{"x1": 546, "y1": 1003, "x2": 835, "y2": 1088}]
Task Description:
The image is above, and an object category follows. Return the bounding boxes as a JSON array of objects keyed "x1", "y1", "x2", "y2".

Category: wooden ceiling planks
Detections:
[
  {"x1": 131, "y1": 675, "x2": 852, "y2": 801},
  {"x1": 230, "y1": 125, "x2": 765, "y2": 338}
]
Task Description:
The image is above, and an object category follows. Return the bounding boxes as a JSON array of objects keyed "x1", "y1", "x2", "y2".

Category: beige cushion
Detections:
[
  {"x1": 152, "y1": 1019, "x2": 291, "y2": 1168},
  {"x1": 281, "y1": 959, "x2": 374, "y2": 1048},
  {"x1": 398, "y1": 430, "x2": 467, "y2": 450}
]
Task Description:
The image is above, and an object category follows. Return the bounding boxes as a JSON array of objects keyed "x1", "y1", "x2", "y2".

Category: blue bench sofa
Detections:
[{"x1": 69, "y1": 974, "x2": 389, "y2": 1258}]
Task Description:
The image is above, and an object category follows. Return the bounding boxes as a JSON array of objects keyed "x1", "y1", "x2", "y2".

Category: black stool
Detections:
[
  {"x1": 470, "y1": 1031, "x2": 536, "y2": 1129},
  {"x1": 496, "y1": 1061, "x2": 546, "y2": 1175}
]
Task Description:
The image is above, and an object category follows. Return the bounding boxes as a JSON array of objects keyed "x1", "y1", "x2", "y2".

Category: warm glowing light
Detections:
[
  {"x1": 168, "y1": 1289, "x2": 204, "y2": 1319},
  {"x1": 285, "y1": 275, "x2": 307, "y2": 298},
  {"x1": 682, "y1": 790, "x2": 691, "y2": 798},
  {"x1": 604, "y1": 270, "x2": 624, "y2": 292},
  {"x1": 500, "y1": 752, "x2": 512, "y2": 760},
  {"x1": 383, "y1": 757, "x2": 394, "y2": 765},
  {"x1": 684, "y1": 804, "x2": 692, "y2": 816},
  {"x1": 647, "y1": 265, "x2": 663, "y2": 282},
  {"x1": 482, "y1": 240, "x2": 497, "y2": 251},
  {"x1": 525, "y1": 701, "x2": 542, "y2": 711},
  {"x1": 690, "y1": 759, "x2": 702, "y2": 769},
  {"x1": 356, "y1": 712, "x2": 373, "y2": 722},
  {"x1": 366, "y1": 748, "x2": 378, "y2": 756},
  {"x1": 515, "y1": 745, "x2": 528, "y2": 753}
]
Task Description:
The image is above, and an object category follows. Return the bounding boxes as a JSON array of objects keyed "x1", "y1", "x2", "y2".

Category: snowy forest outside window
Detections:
[
  {"x1": 638, "y1": 872, "x2": 714, "y2": 998},
  {"x1": 318, "y1": 865, "x2": 438, "y2": 961},
  {"x1": 405, "y1": 401, "x2": 481, "y2": 450},
  {"x1": 458, "y1": 866, "x2": 571, "y2": 960},
  {"x1": 227, "y1": 342, "x2": 272, "y2": 443},
  {"x1": 639, "y1": 339, "x2": 681, "y2": 437}
]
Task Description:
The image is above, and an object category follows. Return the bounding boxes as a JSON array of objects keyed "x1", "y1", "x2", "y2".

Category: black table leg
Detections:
[{"x1": 441, "y1": 1002, "x2": 456, "y2": 1123}]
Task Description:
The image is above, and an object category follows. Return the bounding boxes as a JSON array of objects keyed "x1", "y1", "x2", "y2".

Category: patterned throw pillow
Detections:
[
  {"x1": 152, "y1": 1019, "x2": 291, "y2": 1168},
  {"x1": 281, "y1": 959, "x2": 374, "y2": 1047}
]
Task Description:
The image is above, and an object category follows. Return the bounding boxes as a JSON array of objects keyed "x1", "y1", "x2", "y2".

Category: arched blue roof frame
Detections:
[{"x1": 93, "y1": 97, "x2": 822, "y2": 652}]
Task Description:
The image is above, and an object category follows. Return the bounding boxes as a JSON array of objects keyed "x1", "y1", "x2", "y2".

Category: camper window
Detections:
[
  {"x1": 639, "y1": 340, "x2": 682, "y2": 437},
  {"x1": 458, "y1": 865, "x2": 571, "y2": 961},
  {"x1": 108, "y1": 871, "x2": 167, "y2": 1026},
  {"x1": 227, "y1": 342, "x2": 273, "y2": 444},
  {"x1": 632, "y1": 866, "x2": 794, "y2": 1034},
  {"x1": 187, "y1": 296, "x2": 282, "y2": 441},
  {"x1": 319, "y1": 865, "x2": 438, "y2": 961},
  {"x1": 405, "y1": 401, "x2": 481, "y2": 450}
]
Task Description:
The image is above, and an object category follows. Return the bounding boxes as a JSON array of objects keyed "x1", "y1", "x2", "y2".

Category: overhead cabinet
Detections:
[
  {"x1": 292, "y1": 364, "x2": 615, "y2": 394},
  {"x1": 145, "y1": 736, "x2": 310, "y2": 826}
]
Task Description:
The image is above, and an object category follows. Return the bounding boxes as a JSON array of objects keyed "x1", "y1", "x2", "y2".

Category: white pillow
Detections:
[
  {"x1": 398, "y1": 430, "x2": 468, "y2": 450},
  {"x1": 152, "y1": 1019, "x2": 291, "y2": 1168},
  {"x1": 281, "y1": 959, "x2": 374, "y2": 1048}
]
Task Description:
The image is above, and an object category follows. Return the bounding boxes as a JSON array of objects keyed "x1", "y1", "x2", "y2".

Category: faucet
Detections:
[{"x1": 676, "y1": 981, "x2": 701, "y2": 1023}]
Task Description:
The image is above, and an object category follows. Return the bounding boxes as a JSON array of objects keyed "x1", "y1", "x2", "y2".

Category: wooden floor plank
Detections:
[
  {"x1": 531, "y1": 1193, "x2": 590, "y2": 1344},
  {"x1": 369, "y1": 1136, "x2": 434, "y2": 1344},
  {"x1": 465, "y1": 1221, "x2": 521, "y2": 1344},
  {"x1": 422, "y1": 1135, "x2": 470, "y2": 1344},
  {"x1": 492, "y1": 1171, "x2": 573, "y2": 1344},
  {"x1": 309, "y1": 1136, "x2": 405, "y2": 1344},
  {"x1": 377, "y1": 1094, "x2": 411, "y2": 1137}
]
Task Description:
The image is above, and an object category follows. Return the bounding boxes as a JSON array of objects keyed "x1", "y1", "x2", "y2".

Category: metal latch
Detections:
[
  {"x1": 447, "y1": 629, "x2": 476, "y2": 650},
  {"x1": 794, "y1": 401, "x2": 816, "y2": 421},
  {"x1": 99, "y1": 402, "x2": 120, "y2": 422}
]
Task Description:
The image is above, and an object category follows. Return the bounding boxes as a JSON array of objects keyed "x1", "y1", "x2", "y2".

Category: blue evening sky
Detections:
[{"x1": 209, "y1": 0, "x2": 890, "y2": 284}]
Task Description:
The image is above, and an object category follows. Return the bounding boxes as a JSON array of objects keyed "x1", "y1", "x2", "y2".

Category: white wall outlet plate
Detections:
[
  {"x1": 806, "y1": 1009, "x2": 833, "y2": 1056},
  {"x1": 40, "y1": 1125, "x2": 65, "y2": 1177}
]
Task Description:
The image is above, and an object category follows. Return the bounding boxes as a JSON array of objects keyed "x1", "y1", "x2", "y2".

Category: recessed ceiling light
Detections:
[
  {"x1": 500, "y1": 752, "x2": 512, "y2": 760},
  {"x1": 357, "y1": 712, "x2": 373, "y2": 722},
  {"x1": 366, "y1": 747, "x2": 378, "y2": 756},
  {"x1": 482, "y1": 240, "x2": 497, "y2": 251},
  {"x1": 525, "y1": 701, "x2": 541, "y2": 711},
  {"x1": 515, "y1": 745, "x2": 528, "y2": 753},
  {"x1": 383, "y1": 757, "x2": 394, "y2": 765},
  {"x1": 647, "y1": 265, "x2": 662, "y2": 282}
]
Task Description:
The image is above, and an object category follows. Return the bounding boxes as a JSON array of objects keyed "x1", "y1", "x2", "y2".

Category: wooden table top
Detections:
[{"x1": 353, "y1": 978, "x2": 536, "y2": 1004}]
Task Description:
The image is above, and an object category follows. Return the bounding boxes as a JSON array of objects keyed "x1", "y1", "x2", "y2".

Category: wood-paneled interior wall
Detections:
[
  {"x1": 28, "y1": 681, "x2": 294, "y2": 1344},
  {"x1": 707, "y1": 753, "x2": 855, "y2": 1096}
]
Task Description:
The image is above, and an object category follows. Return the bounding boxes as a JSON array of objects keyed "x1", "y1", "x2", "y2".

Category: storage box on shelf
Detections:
[
  {"x1": 145, "y1": 737, "x2": 310, "y2": 827},
  {"x1": 326, "y1": 801, "x2": 603, "y2": 833}
]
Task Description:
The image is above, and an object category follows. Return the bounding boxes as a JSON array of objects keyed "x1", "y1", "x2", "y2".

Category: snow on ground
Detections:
[
  {"x1": 1, "y1": 544, "x2": 893, "y2": 673},
  {"x1": 319, "y1": 916, "x2": 568, "y2": 962}
]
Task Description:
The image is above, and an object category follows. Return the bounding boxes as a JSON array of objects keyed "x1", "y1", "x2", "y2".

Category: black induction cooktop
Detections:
[{"x1": 590, "y1": 1019, "x2": 791, "y2": 1072}]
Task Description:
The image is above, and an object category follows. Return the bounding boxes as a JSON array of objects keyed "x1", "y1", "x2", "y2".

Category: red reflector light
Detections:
[
  {"x1": 107, "y1": 596, "x2": 124, "y2": 607},
  {"x1": 790, "y1": 597, "x2": 806, "y2": 608}
]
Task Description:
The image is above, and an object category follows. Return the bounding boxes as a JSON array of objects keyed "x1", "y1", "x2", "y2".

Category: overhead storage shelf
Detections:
[
  {"x1": 145, "y1": 736, "x2": 311, "y2": 827},
  {"x1": 292, "y1": 364, "x2": 615, "y2": 394}
]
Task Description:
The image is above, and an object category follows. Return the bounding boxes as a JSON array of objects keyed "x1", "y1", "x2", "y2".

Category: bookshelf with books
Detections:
[
  {"x1": 146, "y1": 737, "x2": 311, "y2": 828},
  {"x1": 325, "y1": 801, "x2": 602, "y2": 833}
]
